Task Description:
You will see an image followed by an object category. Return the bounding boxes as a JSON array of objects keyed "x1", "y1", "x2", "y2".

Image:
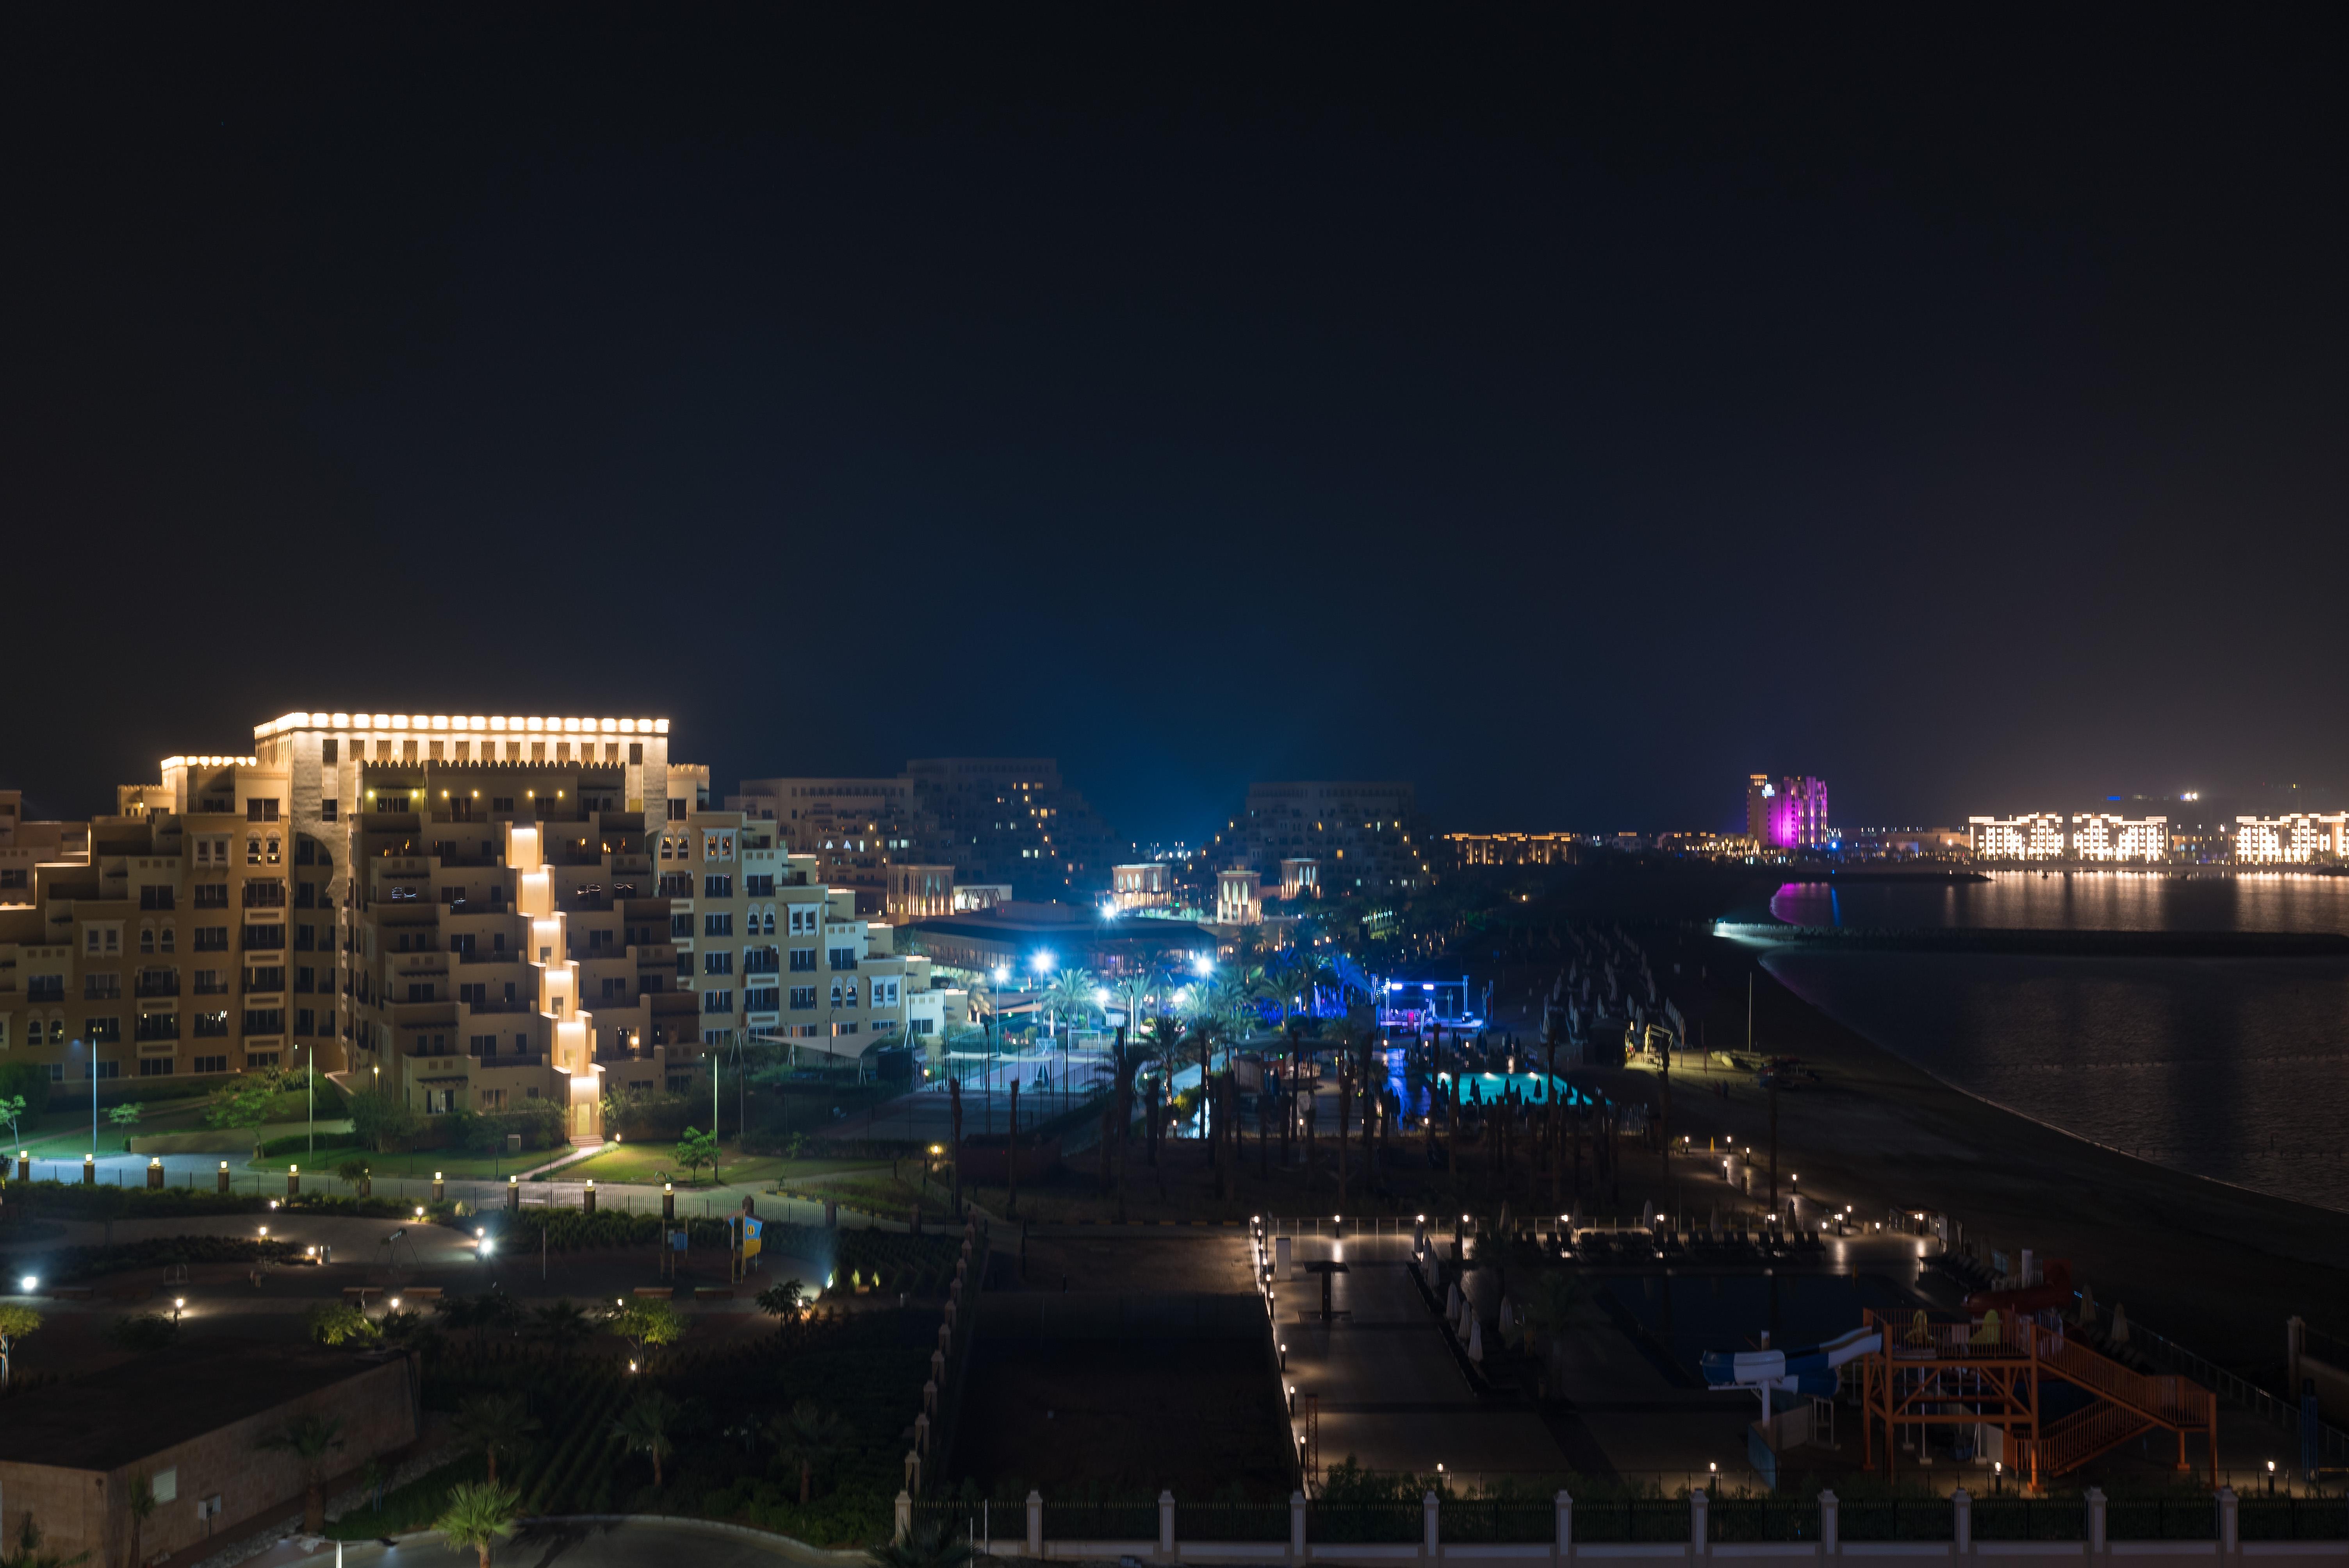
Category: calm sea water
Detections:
[
  {"x1": 1755, "y1": 874, "x2": 2349, "y2": 1214},
  {"x1": 1768, "y1": 870, "x2": 2349, "y2": 935}
]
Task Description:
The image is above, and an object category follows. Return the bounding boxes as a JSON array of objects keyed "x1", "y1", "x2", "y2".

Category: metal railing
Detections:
[
  {"x1": 2129, "y1": 1316, "x2": 2349, "y2": 1467},
  {"x1": 2239, "y1": 1496, "x2": 2349, "y2": 1541}
]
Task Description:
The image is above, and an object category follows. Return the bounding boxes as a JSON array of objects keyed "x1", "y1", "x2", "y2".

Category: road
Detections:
[{"x1": 262, "y1": 1518, "x2": 861, "y2": 1568}]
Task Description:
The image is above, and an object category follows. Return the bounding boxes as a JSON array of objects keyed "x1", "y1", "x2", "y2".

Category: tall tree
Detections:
[
  {"x1": 611, "y1": 1391, "x2": 681, "y2": 1488},
  {"x1": 257, "y1": 1414, "x2": 345, "y2": 1535},
  {"x1": 772, "y1": 1399, "x2": 848, "y2": 1504},
  {"x1": 453, "y1": 1393, "x2": 539, "y2": 1486},
  {"x1": 123, "y1": 1477, "x2": 156, "y2": 1568}
]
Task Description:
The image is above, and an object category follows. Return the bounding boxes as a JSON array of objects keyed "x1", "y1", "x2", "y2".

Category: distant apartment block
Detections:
[
  {"x1": 1224, "y1": 781, "x2": 1429, "y2": 893},
  {"x1": 2235, "y1": 814, "x2": 2349, "y2": 864},
  {"x1": 1968, "y1": 813, "x2": 2167, "y2": 862},
  {"x1": 736, "y1": 761, "x2": 1121, "y2": 903},
  {"x1": 1969, "y1": 813, "x2": 2069, "y2": 861},
  {"x1": 2071, "y1": 814, "x2": 2169, "y2": 862}
]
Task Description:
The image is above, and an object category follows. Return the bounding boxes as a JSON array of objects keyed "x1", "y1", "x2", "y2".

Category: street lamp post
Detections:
[{"x1": 79, "y1": 1037, "x2": 96, "y2": 1160}]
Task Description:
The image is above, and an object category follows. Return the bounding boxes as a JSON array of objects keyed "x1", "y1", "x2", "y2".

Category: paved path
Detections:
[
  {"x1": 261, "y1": 1518, "x2": 861, "y2": 1568},
  {"x1": 1281, "y1": 1233, "x2": 1572, "y2": 1484}
]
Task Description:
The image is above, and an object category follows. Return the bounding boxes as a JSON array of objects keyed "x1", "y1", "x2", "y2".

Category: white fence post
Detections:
[
  {"x1": 1820, "y1": 1490, "x2": 1839, "y2": 1556},
  {"x1": 894, "y1": 1490, "x2": 912, "y2": 1545},
  {"x1": 1691, "y1": 1488, "x2": 1708, "y2": 1555},
  {"x1": 1290, "y1": 1490, "x2": 1308, "y2": 1562},
  {"x1": 1160, "y1": 1490, "x2": 1176, "y2": 1556},
  {"x1": 2217, "y1": 1487, "x2": 2238, "y2": 1554},
  {"x1": 1027, "y1": 1489, "x2": 1043, "y2": 1558},
  {"x1": 2086, "y1": 1488, "x2": 2107, "y2": 1555},
  {"x1": 1556, "y1": 1490, "x2": 1572, "y2": 1559},
  {"x1": 1952, "y1": 1489, "x2": 1971, "y2": 1555},
  {"x1": 1424, "y1": 1490, "x2": 1442, "y2": 1559}
]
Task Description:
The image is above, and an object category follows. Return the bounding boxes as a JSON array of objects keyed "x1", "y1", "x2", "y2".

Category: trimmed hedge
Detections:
[{"x1": 0, "y1": 1181, "x2": 458, "y2": 1224}]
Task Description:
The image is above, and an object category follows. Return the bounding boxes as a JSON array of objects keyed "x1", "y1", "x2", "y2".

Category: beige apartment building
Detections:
[{"x1": 0, "y1": 715, "x2": 964, "y2": 1135}]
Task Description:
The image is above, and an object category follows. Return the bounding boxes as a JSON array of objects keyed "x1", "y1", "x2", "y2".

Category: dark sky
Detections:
[{"x1": 10, "y1": 8, "x2": 2345, "y2": 843}]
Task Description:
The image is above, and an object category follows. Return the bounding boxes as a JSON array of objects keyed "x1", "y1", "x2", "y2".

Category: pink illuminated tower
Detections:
[{"x1": 1746, "y1": 774, "x2": 1830, "y2": 849}]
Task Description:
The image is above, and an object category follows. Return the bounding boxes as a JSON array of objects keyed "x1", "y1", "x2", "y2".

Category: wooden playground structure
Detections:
[{"x1": 1859, "y1": 1308, "x2": 2219, "y2": 1490}]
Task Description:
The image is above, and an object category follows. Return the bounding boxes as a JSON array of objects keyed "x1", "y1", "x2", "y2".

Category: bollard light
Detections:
[
  {"x1": 389, "y1": 1297, "x2": 401, "y2": 1311},
  {"x1": 18, "y1": 1276, "x2": 36, "y2": 1292}
]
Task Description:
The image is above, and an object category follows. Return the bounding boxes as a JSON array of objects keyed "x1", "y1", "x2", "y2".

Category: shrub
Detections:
[
  {"x1": 308, "y1": 1301, "x2": 383, "y2": 1347},
  {"x1": 105, "y1": 1313, "x2": 180, "y2": 1352}
]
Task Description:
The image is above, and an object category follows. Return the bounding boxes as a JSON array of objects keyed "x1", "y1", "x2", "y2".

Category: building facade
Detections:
[
  {"x1": 2070, "y1": 814, "x2": 2169, "y2": 862},
  {"x1": 1, "y1": 713, "x2": 963, "y2": 1129},
  {"x1": 1448, "y1": 832, "x2": 1580, "y2": 867},
  {"x1": 1223, "y1": 782, "x2": 1429, "y2": 894},
  {"x1": 736, "y1": 759, "x2": 1123, "y2": 904},
  {"x1": 1968, "y1": 813, "x2": 2069, "y2": 861},
  {"x1": 2235, "y1": 814, "x2": 2349, "y2": 865}
]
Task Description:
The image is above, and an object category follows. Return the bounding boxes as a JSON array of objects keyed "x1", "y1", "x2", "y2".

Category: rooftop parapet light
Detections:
[{"x1": 253, "y1": 712, "x2": 670, "y2": 737}]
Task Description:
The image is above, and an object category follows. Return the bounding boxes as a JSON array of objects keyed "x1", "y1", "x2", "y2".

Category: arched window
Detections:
[
  {"x1": 267, "y1": 836, "x2": 281, "y2": 864},
  {"x1": 140, "y1": 925, "x2": 156, "y2": 953},
  {"x1": 247, "y1": 836, "x2": 262, "y2": 865},
  {"x1": 160, "y1": 922, "x2": 175, "y2": 952}
]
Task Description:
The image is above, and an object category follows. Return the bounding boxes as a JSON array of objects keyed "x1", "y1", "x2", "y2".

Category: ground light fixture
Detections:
[
  {"x1": 18, "y1": 1276, "x2": 35, "y2": 1292},
  {"x1": 173, "y1": 1297, "x2": 185, "y2": 1322},
  {"x1": 389, "y1": 1297, "x2": 401, "y2": 1311}
]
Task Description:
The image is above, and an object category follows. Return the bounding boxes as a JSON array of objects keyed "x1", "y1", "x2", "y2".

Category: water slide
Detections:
[{"x1": 1702, "y1": 1325, "x2": 1881, "y2": 1414}]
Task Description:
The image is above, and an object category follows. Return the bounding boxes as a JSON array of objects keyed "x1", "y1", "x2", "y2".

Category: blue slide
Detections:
[{"x1": 1702, "y1": 1325, "x2": 1880, "y2": 1401}]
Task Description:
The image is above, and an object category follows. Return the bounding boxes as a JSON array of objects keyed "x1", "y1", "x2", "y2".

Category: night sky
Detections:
[{"x1": 10, "y1": 9, "x2": 2345, "y2": 843}]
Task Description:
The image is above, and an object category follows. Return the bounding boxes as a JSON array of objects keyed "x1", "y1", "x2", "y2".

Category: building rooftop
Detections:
[{"x1": 0, "y1": 1341, "x2": 392, "y2": 1473}]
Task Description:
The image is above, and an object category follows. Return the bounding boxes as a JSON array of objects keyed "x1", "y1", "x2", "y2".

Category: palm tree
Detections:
[
  {"x1": 867, "y1": 1523, "x2": 976, "y2": 1568},
  {"x1": 770, "y1": 1397, "x2": 848, "y2": 1505},
  {"x1": 611, "y1": 1391, "x2": 681, "y2": 1488},
  {"x1": 452, "y1": 1393, "x2": 539, "y2": 1486},
  {"x1": 1044, "y1": 967, "x2": 1096, "y2": 1101},
  {"x1": 528, "y1": 1298, "x2": 591, "y2": 1357},
  {"x1": 433, "y1": 1481, "x2": 521, "y2": 1568},
  {"x1": 1186, "y1": 1014, "x2": 1227, "y2": 1140},
  {"x1": 257, "y1": 1413, "x2": 344, "y2": 1535},
  {"x1": 124, "y1": 1477, "x2": 156, "y2": 1568},
  {"x1": 0, "y1": 1514, "x2": 88, "y2": 1568}
]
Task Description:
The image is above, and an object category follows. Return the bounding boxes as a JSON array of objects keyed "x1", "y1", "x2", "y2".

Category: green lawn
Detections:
[{"x1": 560, "y1": 1142, "x2": 891, "y2": 1188}]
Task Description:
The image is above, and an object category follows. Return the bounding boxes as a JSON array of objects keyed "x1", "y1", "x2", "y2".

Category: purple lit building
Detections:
[{"x1": 1745, "y1": 773, "x2": 1831, "y2": 850}]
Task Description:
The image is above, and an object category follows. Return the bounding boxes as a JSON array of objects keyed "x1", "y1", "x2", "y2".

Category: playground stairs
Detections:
[{"x1": 2029, "y1": 1326, "x2": 2217, "y2": 1477}]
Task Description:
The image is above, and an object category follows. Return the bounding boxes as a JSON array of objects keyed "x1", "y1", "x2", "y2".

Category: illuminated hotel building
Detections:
[
  {"x1": 2, "y1": 713, "x2": 961, "y2": 1131},
  {"x1": 2235, "y1": 814, "x2": 2349, "y2": 865},
  {"x1": 1968, "y1": 813, "x2": 2069, "y2": 860},
  {"x1": 2070, "y1": 814, "x2": 2169, "y2": 863},
  {"x1": 1449, "y1": 832, "x2": 1581, "y2": 866},
  {"x1": 1746, "y1": 775, "x2": 1831, "y2": 850}
]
